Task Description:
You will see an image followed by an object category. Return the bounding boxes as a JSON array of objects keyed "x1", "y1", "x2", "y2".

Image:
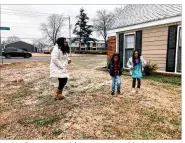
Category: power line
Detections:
[
  {"x1": 1, "y1": 22, "x2": 42, "y2": 26},
  {"x1": 1, "y1": 33, "x2": 42, "y2": 36},
  {"x1": 2, "y1": 8, "x2": 54, "y2": 15},
  {"x1": 1, "y1": 36, "x2": 70, "y2": 39},
  {"x1": 1, "y1": 11, "x2": 72, "y2": 20},
  {"x1": 1, "y1": 25, "x2": 71, "y2": 29},
  {"x1": 1, "y1": 8, "x2": 76, "y2": 19},
  {"x1": 1, "y1": 22, "x2": 73, "y2": 30},
  {"x1": 1, "y1": 37, "x2": 41, "y2": 39},
  {"x1": 1, "y1": 12, "x2": 70, "y2": 20},
  {"x1": 1, "y1": 12, "x2": 49, "y2": 18}
]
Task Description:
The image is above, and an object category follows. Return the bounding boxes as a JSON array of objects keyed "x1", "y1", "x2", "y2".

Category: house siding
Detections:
[
  {"x1": 107, "y1": 21, "x2": 181, "y2": 72},
  {"x1": 142, "y1": 26, "x2": 168, "y2": 71},
  {"x1": 5, "y1": 41, "x2": 37, "y2": 53}
]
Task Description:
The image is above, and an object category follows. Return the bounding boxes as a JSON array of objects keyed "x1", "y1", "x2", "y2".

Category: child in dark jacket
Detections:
[{"x1": 108, "y1": 53, "x2": 123, "y2": 96}]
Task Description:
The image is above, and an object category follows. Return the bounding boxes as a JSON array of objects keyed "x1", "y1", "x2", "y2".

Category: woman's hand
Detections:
[
  {"x1": 68, "y1": 59, "x2": 71, "y2": 64},
  {"x1": 130, "y1": 66, "x2": 134, "y2": 70}
]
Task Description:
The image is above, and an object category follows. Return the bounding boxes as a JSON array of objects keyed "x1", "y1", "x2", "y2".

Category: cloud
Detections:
[{"x1": 1, "y1": 5, "x2": 123, "y2": 43}]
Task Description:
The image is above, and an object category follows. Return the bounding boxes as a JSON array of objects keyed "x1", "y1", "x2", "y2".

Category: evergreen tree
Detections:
[{"x1": 73, "y1": 8, "x2": 96, "y2": 49}]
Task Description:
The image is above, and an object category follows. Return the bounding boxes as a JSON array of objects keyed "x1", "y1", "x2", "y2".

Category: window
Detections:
[
  {"x1": 93, "y1": 43, "x2": 96, "y2": 47},
  {"x1": 10, "y1": 48, "x2": 17, "y2": 52},
  {"x1": 124, "y1": 34, "x2": 135, "y2": 66},
  {"x1": 176, "y1": 27, "x2": 181, "y2": 73},
  {"x1": 17, "y1": 49, "x2": 23, "y2": 52}
]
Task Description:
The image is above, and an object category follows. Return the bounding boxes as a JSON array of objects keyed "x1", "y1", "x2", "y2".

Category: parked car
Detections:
[
  {"x1": 43, "y1": 46, "x2": 54, "y2": 54},
  {"x1": 2, "y1": 47, "x2": 32, "y2": 58}
]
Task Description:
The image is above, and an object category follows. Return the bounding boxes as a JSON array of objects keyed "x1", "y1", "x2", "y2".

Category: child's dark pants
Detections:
[{"x1": 132, "y1": 78, "x2": 141, "y2": 88}]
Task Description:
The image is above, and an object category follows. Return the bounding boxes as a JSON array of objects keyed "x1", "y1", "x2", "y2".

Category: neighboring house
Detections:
[
  {"x1": 70, "y1": 41, "x2": 80, "y2": 52},
  {"x1": 93, "y1": 40, "x2": 106, "y2": 50},
  {"x1": 5, "y1": 41, "x2": 38, "y2": 53},
  {"x1": 41, "y1": 46, "x2": 54, "y2": 54},
  {"x1": 107, "y1": 4, "x2": 181, "y2": 73},
  {"x1": 69, "y1": 40, "x2": 106, "y2": 52}
]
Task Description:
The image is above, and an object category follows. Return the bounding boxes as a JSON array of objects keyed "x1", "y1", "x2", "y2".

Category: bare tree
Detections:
[
  {"x1": 93, "y1": 9, "x2": 115, "y2": 49},
  {"x1": 33, "y1": 38, "x2": 48, "y2": 53},
  {"x1": 114, "y1": 6, "x2": 125, "y2": 17},
  {"x1": 6, "y1": 36, "x2": 20, "y2": 44},
  {"x1": 40, "y1": 14, "x2": 65, "y2": 45}
]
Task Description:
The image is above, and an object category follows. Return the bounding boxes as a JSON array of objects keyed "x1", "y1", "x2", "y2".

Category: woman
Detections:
[
  {"x1": 50, "y1": 37, "x2": 71, "y2": 100},
  {"x1": 127, "y1": 50, "x2": 146, "y2": 93}
]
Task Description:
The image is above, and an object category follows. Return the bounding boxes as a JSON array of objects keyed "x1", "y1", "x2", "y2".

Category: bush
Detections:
[{"x1": 144, "y1": 60, "x2": 158, "y2": 76}]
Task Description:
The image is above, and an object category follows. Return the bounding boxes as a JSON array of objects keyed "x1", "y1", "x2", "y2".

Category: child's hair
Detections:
[
  {"x1": 111, "y1": 53, "x2": 120, "y2": 61},
  {"x1": 132, "y1": 50, "x2": 141, "y2": 65}
]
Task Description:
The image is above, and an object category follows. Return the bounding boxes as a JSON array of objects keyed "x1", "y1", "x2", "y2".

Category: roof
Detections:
[
  {"x1": 111, "y1": 4, "x2": 181, "y2": 30},
  {"x1": 5, "y1": 40, "x2": 34, "y2": 46}
]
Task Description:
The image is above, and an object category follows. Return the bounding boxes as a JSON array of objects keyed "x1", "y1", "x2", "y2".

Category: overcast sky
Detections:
[{"x1": 1, "y1": 5, "x2": 124, "y2": 44}]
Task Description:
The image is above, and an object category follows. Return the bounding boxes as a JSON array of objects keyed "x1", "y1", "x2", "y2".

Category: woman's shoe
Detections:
[{"x1": 55, "y1": 89, "x2": 65, "y2": 100}]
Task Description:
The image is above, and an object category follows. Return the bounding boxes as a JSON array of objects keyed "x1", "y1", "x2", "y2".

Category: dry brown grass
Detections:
[{"x1": 0, "y1": 59, "x2": 181, "y2": 139}]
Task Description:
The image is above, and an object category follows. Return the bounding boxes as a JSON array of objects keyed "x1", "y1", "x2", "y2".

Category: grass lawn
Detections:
[
  {"x1": 0, "y1": 59, "x2": 181, "y2": 139},
  {"x1": 122, "y1": 70, "x2": 181, "y2": 86}
]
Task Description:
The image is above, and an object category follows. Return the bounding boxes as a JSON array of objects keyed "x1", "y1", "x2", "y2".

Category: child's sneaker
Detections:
[
  {"x1": 111, "y1": 92, "x2": 115, "y2": 96},
  {"x1": 117, "y1": 90, "x2": 121, "y2": 94},
  {"x1": 131, "y1": 88, "x2": 136, "y2": 93},
  {"x1": 136, "y1": 88, "x2": 141, "y2": 94}
]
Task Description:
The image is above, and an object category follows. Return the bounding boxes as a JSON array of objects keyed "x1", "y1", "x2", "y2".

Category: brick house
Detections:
[
  {"x1": 107, "y1": 4, "x2": 181, "y2": 73},
  {"x1": 69, "y1": 40, "x2": 105, "y2": 52}
]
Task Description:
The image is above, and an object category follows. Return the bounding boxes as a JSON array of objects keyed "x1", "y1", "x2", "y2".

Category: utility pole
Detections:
[
  {"x1": 79, "y1": 21, "x2": 81, "y2": 52},
  {"x1": 68, "y1": 16, "x2": 72, "y2": 56},
  {"x1": 0, "y1": 5, "x2": 3, "y2": 65}
]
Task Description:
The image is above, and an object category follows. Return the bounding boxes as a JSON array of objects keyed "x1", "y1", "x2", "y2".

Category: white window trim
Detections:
[
  {"x1": 116, "y1": 32, "x2": 119, "y2": 52},
  {"x1": 175, "y1": 25, "x2": 181, "y2": 73},
  {"x1": 123, "y1": 32, "x2": 136, "y2": 68}
]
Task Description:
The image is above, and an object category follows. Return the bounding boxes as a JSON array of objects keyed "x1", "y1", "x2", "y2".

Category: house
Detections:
[
  {"x1": 69, "y1": 40, "x2": 106, "y2": 52},
  {"x1": 107, "y1": 4, "x2": 181, "y2": 73},
  {"x1": 5, "y1": 41, "x2": 38, "y2": 53},
  {"x1": 41, "y1": 46, "x2": 54, "y2": 54}
]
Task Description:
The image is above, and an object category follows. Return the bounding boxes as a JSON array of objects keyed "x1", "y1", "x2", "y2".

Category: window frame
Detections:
[
  {"x1": 123, "y1": 32, "x2": 136, "y2": 67},
  {"x1": 175, "y1": 25, "x2": 181, "y2": 73}
]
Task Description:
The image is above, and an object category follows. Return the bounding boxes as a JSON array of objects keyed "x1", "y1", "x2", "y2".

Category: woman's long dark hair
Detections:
[
  {"x1": 56, "y1": 37, "x2": 70, "y2": 54},
  {"x1": 132, "y1": 50, "x2": 141, "y2": 65}
]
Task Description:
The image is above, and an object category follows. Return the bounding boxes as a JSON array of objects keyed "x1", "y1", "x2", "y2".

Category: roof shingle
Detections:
[{"x1": 111, "y1": 4, "x2": 181, "y2": 29}]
